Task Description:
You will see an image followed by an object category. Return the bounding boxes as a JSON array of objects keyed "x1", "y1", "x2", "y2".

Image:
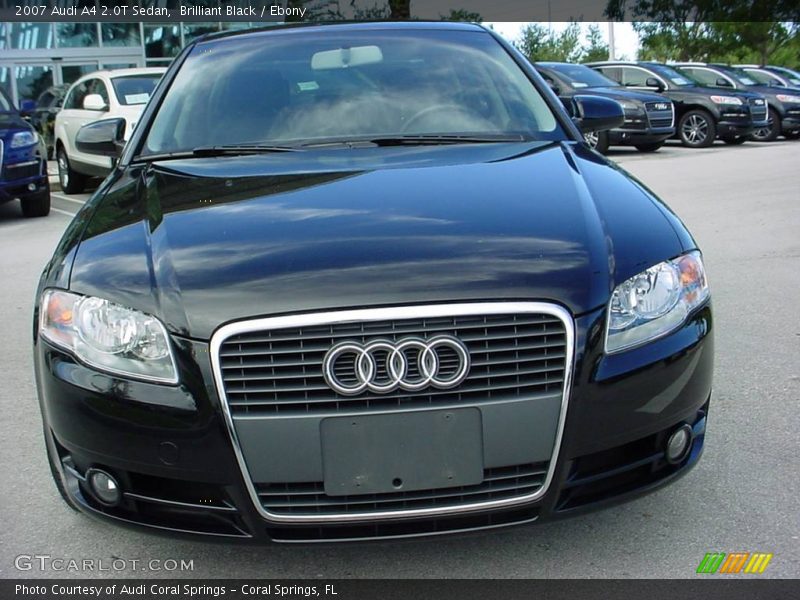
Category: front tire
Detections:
[
  {"x1": 750, "y1": 107, "x2": 781, "y2": 142},
  {"x1": 679, "y1": 109, "x2": 716, "y2": 148},
  {"x1": 584, "y1": 130, "x2": 610, "y2": 154},
  {"x1": 634, "y1": 141, "x2": 665, "y2": 152},
  {"x1": 21, "y1": 187, "x2": 50, "y2": 218},
  {"x1": 57, "y1": 146, "x2": 86, "y2": 194}
]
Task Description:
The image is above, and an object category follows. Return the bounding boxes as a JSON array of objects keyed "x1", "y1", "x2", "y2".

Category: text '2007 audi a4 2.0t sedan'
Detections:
[{"x1": 34, "y1": 22, "x2": 713, "y2": 542}]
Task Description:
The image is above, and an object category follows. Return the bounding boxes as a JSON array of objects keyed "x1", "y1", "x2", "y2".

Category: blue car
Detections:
[{"x1": 0, "y1": 89, "x2": 50, "y2": 217}]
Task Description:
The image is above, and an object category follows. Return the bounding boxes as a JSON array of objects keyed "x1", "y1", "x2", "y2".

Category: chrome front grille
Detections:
[
  {"x1": 644, "y1": 101, "x2": 674, "y2": 129},
  {"x1": 259, "y1": 462, "x2": 548, "y2": 516},
  {"x1": 749, "y1": 98, "x2": 767, "y2": 123},
  {"x1": 218, "y1": 312, "x2": 568, "y2": 415},
  {"x1": 211, "y1": 302, "x2": 574, "y2": 523}
]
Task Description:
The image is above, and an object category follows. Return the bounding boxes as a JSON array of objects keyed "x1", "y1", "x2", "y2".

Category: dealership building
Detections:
[{"x1": 1, "y1": 7, "x2": 268, "y2": 106}]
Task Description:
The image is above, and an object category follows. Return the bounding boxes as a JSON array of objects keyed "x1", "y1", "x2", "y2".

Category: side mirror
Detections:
[
  {"x1": 571, "y1": 95, "x2": 625, "y2": 134},
  {"x1": 645, "y1": 77, "x2": 664, "y2": 90},
  {"x1": 83, "y1": 93, "x2": 108, "y2": 111},
  {"x1": 19, "y1": 99, "x2": 36, "y2": 116},
  {"x1": 76, "y1": 118, "x2": 126, "y2": 158},
  {"x1": 715, "y1": 78, "x2": 733, "y2": 88}
]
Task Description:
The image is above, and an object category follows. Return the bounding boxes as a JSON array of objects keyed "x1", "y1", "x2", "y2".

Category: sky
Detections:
[{"x1": 485, "y1": 22, "x2": 640, "y2": 60}]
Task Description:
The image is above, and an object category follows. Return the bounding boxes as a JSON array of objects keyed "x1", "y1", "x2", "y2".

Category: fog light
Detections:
[
  {"x1": 665, "y1": 424, "x2": 693, "y2": 464},
  {"x1": 27, "y1": 183, "x2": 37, "y2": 191},
  {"x1": 86, "y1": 469, "x2": 121, "y2": 506}
]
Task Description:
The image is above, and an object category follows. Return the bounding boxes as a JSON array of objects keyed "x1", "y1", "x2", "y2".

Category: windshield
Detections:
[
  {"x1": 143, "y1": 29, "x2": 561, "y2": 155},
  {"x1": 111, "y1": 74, "x2": 162, "y2": 106},
  {"x1": 648, "y1": 64, "x2": 696, "y2": 86},
  {"x1": 549, "y1": 64, "x2": 620, "y2": 88}
]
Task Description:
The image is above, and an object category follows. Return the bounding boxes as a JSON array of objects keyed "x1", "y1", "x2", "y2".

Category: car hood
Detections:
[
  {"x1": 746, "y1": 84, "x2": 800, "y2": 97},
  {"x1": 0, "y1": 111, "x2": 34, "y2": 140},
  {"x1": 579, "y1": 87, "x2": 669, "y2": 103},
  {"x1": 673, "y1": 85, "x2": 762, "y2": 100},
  {"x1": 69, "y1": 142, "x2": 687, "y2": 339}
]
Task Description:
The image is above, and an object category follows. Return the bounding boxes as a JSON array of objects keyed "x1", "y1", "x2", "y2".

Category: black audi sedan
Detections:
[
  {"x1": 34, "y1": 23, "x2": 713, "y2": 543},
  {"x1": 535, "y1": 62, "x2": 674, "y2": 153}
]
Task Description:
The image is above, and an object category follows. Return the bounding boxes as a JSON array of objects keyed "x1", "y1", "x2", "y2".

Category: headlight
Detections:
[
  {"x1": 619, "y1": 100, "x2": 640, "y2": 111},
  {"x1": 776, "y1": 94, "x2": 800, "y2": 103},
  {"x1": 606, "y1": 251, "x2": 709, "y2": 354},
  {"x1": 710, "y1": 96, "x2": 743, "y2": 106},
  {"x1": 39, "y1": 290, "x2": 178, "y2": 384},
  {"x1": 10, "y1": 131, "x2": 38, "y2": 148}
]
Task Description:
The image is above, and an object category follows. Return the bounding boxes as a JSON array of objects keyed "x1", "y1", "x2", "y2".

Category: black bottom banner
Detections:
[{"x1": 3, "y1": 579, "x2": 797, "y2": 600}]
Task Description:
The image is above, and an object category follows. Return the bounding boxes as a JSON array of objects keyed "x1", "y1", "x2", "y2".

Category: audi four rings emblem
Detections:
[{"x1": 322, "y1": 336, "x2": 471, "y2": 396}]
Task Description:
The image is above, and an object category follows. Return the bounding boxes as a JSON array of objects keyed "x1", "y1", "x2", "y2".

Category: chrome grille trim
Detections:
[
  {"x1": 219, "y1": 314, "x2": 567, "y2": 414},
  {"x1": 210, "y1": 302, "x2": 575, "y2": 523},
  {"x1": 259, "y1": 462, "x2": 548, "y2": 515},
  {"x1": 748, "y1": 98, "x2": 767, "y2": 123},
  {"x1": 644, "y1": 101, "x2": 675, "y2": 129}
]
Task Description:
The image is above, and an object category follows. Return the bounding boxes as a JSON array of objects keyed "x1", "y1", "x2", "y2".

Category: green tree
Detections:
[
  {"x1": 709, "y1": 22, "x2": 800, "y2": 66},
  {"x1": 441, "y1": 9, "x2": 482, "y2": 22},
  {"x1": 606, "y1": 0, "x2": 800, "y2": 65},
  {"x1": 516, "y1": 22, "x2": 584, "y2": 63},
  {"x1": 632, "y1": 22, "x2": 720, "y2": 62},
  {"x1": 581, "y1": 24, "x2": 609, "y2": 62}
]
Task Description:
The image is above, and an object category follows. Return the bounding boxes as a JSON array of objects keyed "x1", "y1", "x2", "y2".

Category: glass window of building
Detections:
[
  {"x1": 55, "y1": 23, "x2": 99, "y2": 48},
  {"x1": 183, "y1": 23, "x2": 221, "y2": 44},
  {"x1": 0, "y1": 67, "x2": 11, "y2": 102},
  {"x1": 10, "y1": 23, "x2": 55, "y2": 49},
  {"x1": 144, "y1": 24, "x2": 182, "y2": 60},
  {"x1": 102, "y1": 23, "x2": 142, "y2": 47},
  {"x1": 14, "y1": 65, "x2": 54, "y2": 103},
  {"x1": 102, "y1": 63, "x2": 139, "y2": 71},
  {"x1": 1, "y1": 23, "x2": 8, "y2": 49},
  {"x1": 61, "y1": 64, "x2": 100, "y2": 86}
]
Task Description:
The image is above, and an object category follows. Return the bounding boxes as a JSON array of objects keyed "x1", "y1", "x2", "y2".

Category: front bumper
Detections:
[
  {"x1": 781, "y1": 113, "x2": 800, "y2": 133},
  {"x1": 0, "y1": 153, "x2": 48, "y2": 204},
  {"x1": 717, "y1": 119, "x2": 755, "y2": 138},
  {"x1": 35, "y1": 303, "x2": 713, "y2": 542},
  {"x1": 608, "y1": 130, "x2": 673, "y2": 145}
]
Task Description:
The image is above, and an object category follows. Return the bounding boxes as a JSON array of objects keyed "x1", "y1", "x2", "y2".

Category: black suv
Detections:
[
  {"x1": 34, "y1": 23, "x2": 712, "y2": 543},
  {"x1": 675, "y1": 63, "x2": 800, "y2": 142},
  {"x1": 588, "y1": 61, "x2": 768, "y2": 147},
  {"x1": 535, "y1": 62, "x2": 674, "y2": 153}
]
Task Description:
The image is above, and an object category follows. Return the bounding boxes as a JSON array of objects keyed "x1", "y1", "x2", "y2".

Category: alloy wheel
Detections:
[
  {"x1": 57, "y1": 152, "x2": 69, "y2": 189},
  {"x1": 751, "y1": 116, "x2": 775, "y2": 141},
  {"x1": 583, "y1": 131, "x2": 599, "y2": 148},
  {"x1": 682, "y1": 114, "x2": 708, "y2": 145}
]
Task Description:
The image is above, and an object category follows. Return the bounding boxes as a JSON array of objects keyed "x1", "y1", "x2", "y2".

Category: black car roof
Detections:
[{"x1": 197, "y1": 20, "x2": 486, "y2": 44}]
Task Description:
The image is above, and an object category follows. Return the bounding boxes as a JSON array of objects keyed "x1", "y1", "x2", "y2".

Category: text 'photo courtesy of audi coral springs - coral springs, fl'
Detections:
[{"x1": 33, "y1": 22, "x2": 713, "y2": 543}]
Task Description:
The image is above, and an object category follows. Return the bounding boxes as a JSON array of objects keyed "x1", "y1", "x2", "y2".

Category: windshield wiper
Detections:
[
  {"x1": 294, "y1": 134, "x2": 532, "y2": 149},
  {"x1": 362, "y1": 134, "x2": 531, "y2": 146},
  {"x1": 134, "y1": 144, "x2": 302, "y2": 162},
  {"x1": 191, "y1": 144, "x2": 302, "y2": 156}
]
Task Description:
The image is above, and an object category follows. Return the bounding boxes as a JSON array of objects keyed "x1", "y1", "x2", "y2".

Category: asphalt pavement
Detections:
[{"x1": 0, "y1": 139, "x2": 798, "y2": 579}]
